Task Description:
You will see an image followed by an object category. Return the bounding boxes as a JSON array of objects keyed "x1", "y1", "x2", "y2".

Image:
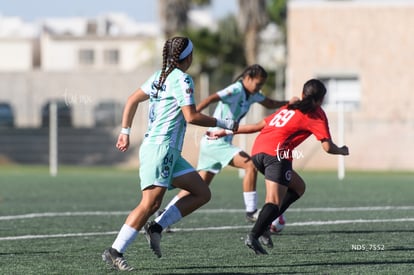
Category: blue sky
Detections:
[{"x1": 0, "y1": 0, "x2": 237, "y2": 22}]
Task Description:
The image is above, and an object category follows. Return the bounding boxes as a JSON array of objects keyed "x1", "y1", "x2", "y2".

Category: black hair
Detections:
[
  {"x1": 234, "y1": 64, "x2": 268, "y2": 82},
  {"x1": 154, "y1": 37, "x2": 190, "y2": 96},
  {"x1": 287, "y1": 79, "x2": 327, "y2": 114}
]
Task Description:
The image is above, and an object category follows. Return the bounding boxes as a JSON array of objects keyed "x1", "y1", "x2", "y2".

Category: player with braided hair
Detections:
[{"x1": 102, "y1": 36, "x2": 238, "y2": 271}]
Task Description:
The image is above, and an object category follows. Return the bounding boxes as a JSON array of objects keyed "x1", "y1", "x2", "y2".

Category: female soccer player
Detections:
[
  {"x1": 161, "y1": 64, "x2": 288, "y2": 223},
  {"x1": 102, "y1": 36, "x2": 238, "y2": 271},
  {"x1": 209, "y1": 79, "x2": 349, "y2": 254}
]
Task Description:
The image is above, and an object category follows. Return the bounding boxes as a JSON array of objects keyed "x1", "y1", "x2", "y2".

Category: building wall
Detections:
[
  {"x1": 41, "y1": 32, "x2": 157, "y2": 72},
  {"x1": 0, "y1": 70, "x2": 154, "y2": 128},
  {"x1": 0, "y1": 38, "x2": 32, "y2": 71},
  {"x1": 286, "y1": 0, "x2": 414, "y2": 170}
]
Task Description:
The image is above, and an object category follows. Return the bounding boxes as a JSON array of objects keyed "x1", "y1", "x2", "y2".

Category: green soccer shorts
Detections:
[{"x1": 139, "y1": 142, "x2": 195, "y2": 190}]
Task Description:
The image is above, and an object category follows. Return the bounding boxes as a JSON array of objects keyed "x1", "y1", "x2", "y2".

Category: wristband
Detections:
[
  {"x1": 216, "y1": 118, "x2": 235, "y2": 130},
  {"x1": 224, "y1": 129, "x2": 234, "y2": 135},
  {"x1": 121, "y1": 127, "x2": 131, "y2": 135}
]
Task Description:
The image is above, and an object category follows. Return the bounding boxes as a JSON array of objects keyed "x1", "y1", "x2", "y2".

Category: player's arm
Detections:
[
  {"x1": 235, "y1": 120, "x2": 266, "y2": 134},
  {"x1": 321, "y1": 139, "x2": 349, "y2": 156},
  {"x1": 259, "y1": 97, "x2": 288, "y2": 109},
  {"x1": 181, "y1": 104, "x2": 238, "y2": 131},
  {"x1": 207, "y1": 120, "x2": 265, "y2": 139},
  {"x1": 259, "y1": 96, "x2": 300, "y2": 109},
  {"x1": 196, "y1": 93, "x2": 220, "y2": 112},
  {"x1": 117, "y1": 88, "x2": 149, "y2": 152}
]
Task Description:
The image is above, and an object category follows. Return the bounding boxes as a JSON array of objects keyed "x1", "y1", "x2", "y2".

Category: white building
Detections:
[
  {"x1": 39, "y1": 14, "x2": 159, "y2": 72},
  {"x1": 0, "y1": 14, "x2": 160, "y2": 128},
  {"x1": 0, "y1": 16, "x2": 36, "y2": 71}
]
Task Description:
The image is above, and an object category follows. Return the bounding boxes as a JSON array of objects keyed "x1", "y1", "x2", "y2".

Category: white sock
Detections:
[
  {"x1": 155, "y1": 204, "x2": 182, "y2": 229},
  {"x1": 164, "y1": 195, "x2": 180, "y2": 210},
  {"x1": 243, "y1": 191, "x2": 257, "y2": 213},
  {"x1": 111, "y1": 224, "x2": 138, "y2": 254}
]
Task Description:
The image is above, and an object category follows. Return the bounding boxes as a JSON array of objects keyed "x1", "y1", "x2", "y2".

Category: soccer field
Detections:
[{"x1": 0, "y1": 166, "x2": 413, "y2": 274}]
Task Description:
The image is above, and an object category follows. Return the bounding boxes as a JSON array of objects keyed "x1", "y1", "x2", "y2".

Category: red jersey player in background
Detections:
[{"x1": 208, "y1": 78, "x2": 349, "y2": 255}]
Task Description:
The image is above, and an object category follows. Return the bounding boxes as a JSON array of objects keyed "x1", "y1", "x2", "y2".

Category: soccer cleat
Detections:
[
  {"x1": 245, "y1": 209, "x2": 259, "y2": 223},
  {"x1": 245, "y1": 234, "x2": 268, "y2": 255},
  {"x1": 270, "y1": 214, "x2": 286, "y2": 234},
  {"x1": 144, "y1": 221, "x2": 162, "y2": 258},
  {"x1": 102, "y1": 248, "x2": 134, "y2": 271},
  {"x1": 259, "y1": 229, "x2": 274, "y2": 248}
]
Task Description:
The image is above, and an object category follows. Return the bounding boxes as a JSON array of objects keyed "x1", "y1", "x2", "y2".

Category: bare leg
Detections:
[
  {"x1": 171, "y1": 170, "x2": 211, "y2": 217},
  {"x1": 288, "y1": 170, "x2": 306, "y2": 196},
  {"x1": 169, "y1": 170, "x2": 215, "y2": 203},
  {"x1": 125, "y1": 186, "x2": 167, "y2": 230},
  {"x1": 229, "y1": 151, "x2": 257, "y2": 192}
]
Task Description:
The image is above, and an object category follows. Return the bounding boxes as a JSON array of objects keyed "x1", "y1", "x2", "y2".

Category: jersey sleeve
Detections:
[
  {"x1": 174, "y1": 73, "x2": 196, "y2": 107},
  {"x1": 308, "y1": 108, "x2": 331, "y2": 141},
  {"x1": 216, "y1": 82, "x2": 240, "y2": 103},
  {"x1": 251, "y1": 91, "x2": 266, "y2": 103},
  {"x1": 140, "y1": 71, "x2": 159, "y2": 96}
]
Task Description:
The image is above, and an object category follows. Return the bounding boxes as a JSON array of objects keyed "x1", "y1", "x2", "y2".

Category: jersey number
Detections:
[{"x1": 269, "y1": 109, "x2": 295, "y2": 127}]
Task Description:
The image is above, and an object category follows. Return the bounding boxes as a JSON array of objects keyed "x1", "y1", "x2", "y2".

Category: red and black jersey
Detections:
[{"x1": 251, "y1": 105, "x2": 331, "y2": 160}]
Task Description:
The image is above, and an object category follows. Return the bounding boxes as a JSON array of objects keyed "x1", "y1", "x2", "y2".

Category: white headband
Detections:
[{"x1": 179, "y1": 39, "x2": 193, "y2": 60}]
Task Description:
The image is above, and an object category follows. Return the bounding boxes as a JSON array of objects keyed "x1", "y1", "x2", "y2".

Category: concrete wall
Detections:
[
  {"x1": 286, "y1": 0, "x2": 414, "y2": 170},
  {"x1": 0, "y1": 70, "x2": 154, "y2": 128}
]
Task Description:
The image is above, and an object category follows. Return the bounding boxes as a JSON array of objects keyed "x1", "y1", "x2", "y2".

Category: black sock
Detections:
[
  {"x1": 251, "y1": 203, "x2": 279, "y2": 238},
  {"x1": 150, "y1": 222, "x2": 163, "y2": 233},
  {"x1": 279, "y1": 189, "x2": 301, "y2": 215},
  {"x1": 109, "y1": 247, "x2": 123, "y2": 257}
]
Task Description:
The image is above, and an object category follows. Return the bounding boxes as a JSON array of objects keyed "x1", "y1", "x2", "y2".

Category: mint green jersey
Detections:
[
  {"x1": 141, "y1": 68, "x2": 195, "y2": 151},
  {"x1": 209, "y1": 80, "x2": 266, "y2": 143}
]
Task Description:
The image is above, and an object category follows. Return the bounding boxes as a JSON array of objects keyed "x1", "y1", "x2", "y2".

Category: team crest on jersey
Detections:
[
  {"x1": 150, "y1": 81, "x2": 166, "y2": 98},
  {"x1": 161, "y1": 166, "x2": 170, "y2": 178},
  {"x1": 183, "y1": 76, "x2": 191, "y2": 84},
  {"x1": 285, "y1": 170, "x2": 292, "y2": 181}
]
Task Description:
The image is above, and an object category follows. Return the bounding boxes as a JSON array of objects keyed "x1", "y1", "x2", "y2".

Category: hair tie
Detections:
[{"x1": 179, "y1": 39, "x2": 193, "y2": 60}]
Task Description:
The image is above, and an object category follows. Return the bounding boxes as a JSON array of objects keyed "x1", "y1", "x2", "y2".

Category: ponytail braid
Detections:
[
  {"x1": 288, "y1": 79, "x2": 327, "y2": 114},
  {"x1": 154, "y1": 37, "x2": 190, "y2": 97}
]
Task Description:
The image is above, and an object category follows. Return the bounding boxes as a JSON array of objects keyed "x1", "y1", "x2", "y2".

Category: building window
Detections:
[
  {"x1": 79, "y1": 49, "x2": 95, "y2": 65},
  {"x1": 104, "y1": 49, "x2": 119, "y2": 65},
  {"x1": 319, "y1": 76, "x2": 361, "y2": 111}
]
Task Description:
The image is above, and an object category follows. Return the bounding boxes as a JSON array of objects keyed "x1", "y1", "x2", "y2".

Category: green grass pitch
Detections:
[{"x1": 0, "y1": 165, "x2": 413, "y2": 274}]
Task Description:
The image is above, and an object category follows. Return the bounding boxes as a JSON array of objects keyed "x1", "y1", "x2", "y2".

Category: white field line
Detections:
[
  {"x1": 1, "y1": 206, "x2": 414, "y2": 241},
  {"x1": 1, "y1": 218, "x2": 414, "y2": 241},
  {"x1": 1, "y1": 206, "x2": 414, "y2": 221}
]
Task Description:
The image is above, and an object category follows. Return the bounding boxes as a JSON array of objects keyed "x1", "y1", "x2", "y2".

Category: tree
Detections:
[
  {"x1": 158, "y1": 0, "x2": 190, "y2": 38},
  {"x1": 237, "y1": 0, "x2": 268, "y2": 64},
  {"x1": 267, "y1": 0, "x2": 287, "y2": 39},
  {"x1": 158, "y1": 0, "x2": 211, "y2": 38}
]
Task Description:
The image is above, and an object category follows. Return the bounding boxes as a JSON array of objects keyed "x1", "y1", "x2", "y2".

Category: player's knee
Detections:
[
  {"x1": 200, "y1": 187, "x2": 211, "y2": 205},
  {"x1": 295, "y1": 181, "x2": 306, "y2": 196},
  {"x1": 244, "y1": 160, "x2": 256, "y2": 172}
]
